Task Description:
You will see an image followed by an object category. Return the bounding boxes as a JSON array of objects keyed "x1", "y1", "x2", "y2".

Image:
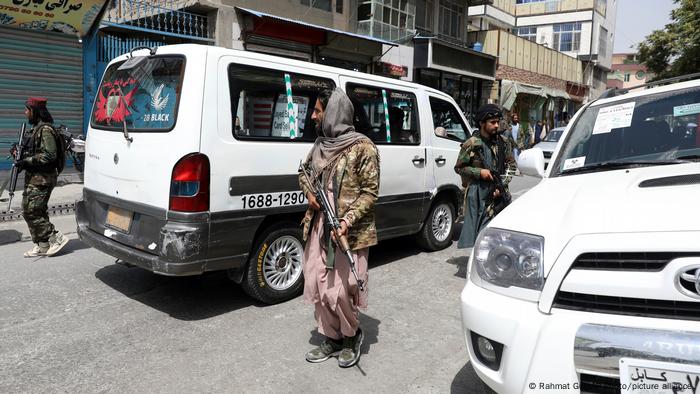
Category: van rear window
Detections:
[
  {"x1": 228, "y1": 64, "x2": 335, "y2": 142},
  {"x1": 91, "y1": 56, "x2": 184, "y2": 132}
]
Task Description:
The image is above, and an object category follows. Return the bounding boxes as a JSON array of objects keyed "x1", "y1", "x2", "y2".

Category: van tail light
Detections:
[{"x1": 169, "y1": 153, "x2": 210, "y2": 212}]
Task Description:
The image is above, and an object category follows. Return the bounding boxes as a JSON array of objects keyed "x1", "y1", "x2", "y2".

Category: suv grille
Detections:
[
  {"x1": 572, "y1": 252, "x2": 699, "y2": 271},
  {"x1": 543, "y1": 151, "x2": 552, "y2": 159},
  {"x1": 554, "y1": 291, "x2": 700, "y2": 321}
]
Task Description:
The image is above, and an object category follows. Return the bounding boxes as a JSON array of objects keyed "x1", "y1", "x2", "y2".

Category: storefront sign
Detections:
[
  {"x1": 381, "y1": 62, "x2": 408, "y2": 78},
  {"x1": 0, "y1": 0, "x2": 107, "y2": 36}
]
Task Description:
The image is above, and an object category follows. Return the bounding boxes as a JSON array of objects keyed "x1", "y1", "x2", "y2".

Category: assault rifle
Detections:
[
  {"x1": 7, "y1": 123, "x2": 27, "y2": 212},
  {"x1": 489, "y1": 169, "x2": 515, "y2": 216},
  {"x1": 299, "y1": 161, "x2": 365, "y2": 292}
]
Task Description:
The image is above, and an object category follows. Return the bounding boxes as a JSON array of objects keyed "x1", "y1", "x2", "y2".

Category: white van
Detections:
[
  {"x1": 459, "y1": 76, "x2": 700, "y2": 393},
  {"x1": 76, "y1": 44, "x2": 471, "y2": 304}
]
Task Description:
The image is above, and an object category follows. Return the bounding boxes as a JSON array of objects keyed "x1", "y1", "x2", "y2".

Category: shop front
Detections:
[
  {"x1": 413, "y1": 38, "x2": 497, "y2": 127},
  {"x1": 499, "y1": 79, "x2": 573, "y2": 134},
  {"x1": 0, "y1": 0, "x2": 107, "y2": 169}
]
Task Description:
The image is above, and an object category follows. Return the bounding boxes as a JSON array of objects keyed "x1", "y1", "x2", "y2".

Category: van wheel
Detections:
[
  {"x1": 241, "y1": 224, "x2": 305, "y2": 304},
  {"x1": 416, "y1": 199, "x2": 455, "y2": 251}
]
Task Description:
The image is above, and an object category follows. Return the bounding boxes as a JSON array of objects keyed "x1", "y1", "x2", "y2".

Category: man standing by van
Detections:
[
  {"x1": 15, "y1": 97, "x2": 69, "y2": 257},
  {"x1": 299, "y1": 88, "x2": 380, "y2": 368},
  {"x1": 455, "y1": 104, "x2": 517, "y2": 248}
]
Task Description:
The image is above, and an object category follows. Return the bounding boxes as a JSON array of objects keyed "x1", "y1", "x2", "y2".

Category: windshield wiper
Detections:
[
  {"x1": 675, "y1": 154, "x2": 700, "y2": 161},
  {"x1": 559, "y1": 160, "x2": 686, "y2": 175}
]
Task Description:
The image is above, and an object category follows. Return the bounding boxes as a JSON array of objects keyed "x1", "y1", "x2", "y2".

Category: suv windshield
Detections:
[
  {"x1": 91, "y1": 56, "x2": 185, "y2": 132},
  {"x1": 551, "y1": 85, "x2": 700, "y2": 176}
]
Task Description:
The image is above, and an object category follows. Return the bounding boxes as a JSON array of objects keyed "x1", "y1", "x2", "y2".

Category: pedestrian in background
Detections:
[
  {"x1": 15, "y1": 97, "x2": 68, "y2": 257},
  {"x1": 512, "y1": 113, "x2": 533, "y2": 153},
  {"x1": 534, "y1": 119, "x2": 544, "y2": 145},
  {"x1": 299, "y1": 88, "x2": 380, "y2": 368}
]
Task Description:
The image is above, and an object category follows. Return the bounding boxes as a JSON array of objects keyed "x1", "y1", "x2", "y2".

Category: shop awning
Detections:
[
  {"x1": 499, "y1": 80, "x2": 570, "y2": 110},
  {"x1": 0, "y1": 0, "x2": 108, "y2": 36},
  {"x1": 236, "y1": 7, "x2": 397, "y2": 47}
]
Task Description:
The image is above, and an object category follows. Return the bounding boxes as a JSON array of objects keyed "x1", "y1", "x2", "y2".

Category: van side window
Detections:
[
  {"x1": 346, "y1": 83, "x2": 420, "y2": 145},
  {"x1": 429, "y1": 97, "x2": 468, "y2": 141},
  {"x1": 228, "y1": 64, "x2": 335, "y2": 141}
]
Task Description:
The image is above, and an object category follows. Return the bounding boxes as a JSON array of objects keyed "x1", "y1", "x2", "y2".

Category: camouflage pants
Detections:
[{"x1": 22, "y1": 182, "x2": 56, "y2": 243}]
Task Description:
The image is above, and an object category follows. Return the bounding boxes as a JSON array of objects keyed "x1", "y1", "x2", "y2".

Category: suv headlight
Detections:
[{"x1": 470, "y1": 228, "x2": 544, "y2": 298}]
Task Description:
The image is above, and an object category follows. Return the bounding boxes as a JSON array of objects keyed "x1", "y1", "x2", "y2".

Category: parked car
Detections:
[
  {"x1": 532, "y1": 127, "x2": 565, "y2": 168},
  {"x1": 460, "y1": 75, "x2": 700, "y2": 393},
  {"x1": 77, "y1": 44, "x2": 470, "y2": 304}
]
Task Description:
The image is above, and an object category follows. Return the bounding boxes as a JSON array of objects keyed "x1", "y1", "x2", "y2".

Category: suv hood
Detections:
[{"x1": 488, "y1": 163, "x2": 700, "y2": 270}]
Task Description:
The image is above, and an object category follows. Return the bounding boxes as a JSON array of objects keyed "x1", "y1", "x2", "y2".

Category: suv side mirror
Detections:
[{"x1": 518, "y1": 148, "x2": 546, "y2": 178}]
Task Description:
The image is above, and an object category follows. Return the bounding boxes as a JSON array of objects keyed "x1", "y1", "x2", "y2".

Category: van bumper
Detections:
[
  {"x1": 75, "y1": 190, "x2": 248, "y2": 276},
  {"x1": 77, "y1": 220, "x2": 207, "y2": 276}
]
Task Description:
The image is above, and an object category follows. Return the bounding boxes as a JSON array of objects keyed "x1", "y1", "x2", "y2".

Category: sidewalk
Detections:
[{"x1": 0, "y1": 176, "x2": 84, "y2": 245}]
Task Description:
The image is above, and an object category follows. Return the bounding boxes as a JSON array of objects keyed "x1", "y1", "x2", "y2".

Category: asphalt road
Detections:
[{"x1": 0, "y1": 176, "x2": 540, "y2": 394}]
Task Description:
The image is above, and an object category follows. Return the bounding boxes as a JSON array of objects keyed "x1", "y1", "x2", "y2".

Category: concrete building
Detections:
[
  {"x1": 607, "y1": 52, "x2": 651, "y2": 89},
  {"x1": 465, "y1": 0, "x2": 617, "y2": 130}
]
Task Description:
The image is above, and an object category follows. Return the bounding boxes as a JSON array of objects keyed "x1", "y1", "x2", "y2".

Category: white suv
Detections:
[{"x1": 460, "y1": 76, "x2": 700, "y2": 393}]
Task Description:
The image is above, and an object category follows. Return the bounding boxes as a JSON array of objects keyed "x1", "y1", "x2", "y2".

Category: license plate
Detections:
[
  {"x1": 620, "y1": 358, "x2": 700, "y2": 393},
  {"x1": 106, "y1": 206, "x2": 133, "y2": 233}
]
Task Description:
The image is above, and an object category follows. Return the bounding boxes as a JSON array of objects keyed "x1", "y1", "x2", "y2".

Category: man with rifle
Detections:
[
  {"x1": 298, "y1": 88, "x2": 379, "y2": 368},
  {"x1": 11, "y1": 97, "x2": 68, "y2": 257},
  {"x1": 454, "y1": 104, "x2": 517, "y2": 249}
]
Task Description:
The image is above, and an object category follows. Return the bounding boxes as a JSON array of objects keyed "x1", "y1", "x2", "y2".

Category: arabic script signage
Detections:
[{"x1": 0, "y1": 0, "x2": 107, "y2": 36}]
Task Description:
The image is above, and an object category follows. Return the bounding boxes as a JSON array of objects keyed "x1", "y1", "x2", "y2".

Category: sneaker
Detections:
[
  {"x1": 338, "y1": 328, "x2": 364, "y2": 368},
  {"x1": 24, "y1": 242, "x2": 49, "y2": 258},
  {"x1": 45, "y1": 231, "x2": 69, "y2": 257},
  {"x1": 305, "y1": 338, "x2": 342, "y2": 363}
]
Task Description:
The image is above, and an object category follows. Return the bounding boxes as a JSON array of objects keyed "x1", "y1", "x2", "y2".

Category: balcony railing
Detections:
[
  {"x1": 468, "y1": 29, "x2": 583, "y2": 84},
  {"x1": 104, "y1": 0, "x2": 211, "y2": 40},
  {"x1": 515, "y1": 0, "x2": 606, "y2": 17}
]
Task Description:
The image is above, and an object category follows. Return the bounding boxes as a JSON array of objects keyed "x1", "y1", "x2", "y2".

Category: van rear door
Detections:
[{"x1": 85, "y1": 49, "x2": 204, "y2": 210}]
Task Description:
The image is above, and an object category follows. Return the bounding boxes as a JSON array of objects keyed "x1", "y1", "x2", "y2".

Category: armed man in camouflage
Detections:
[
  {"x1": 299, "y1": 88, "x2": 380, "y2": 368},
  {"x1": 454, "y1": 104, "x2": 517, "y2": 248},
  {"x1": 508, "y1": 113, "x2": 533, "y2": 156},
  {"x1": 15, "y1": 97, "x2": 68, "y2": 257}
]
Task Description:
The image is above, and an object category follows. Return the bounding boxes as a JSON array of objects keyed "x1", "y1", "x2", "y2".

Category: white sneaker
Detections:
[
  {"x1": 24, "y1": 242, "x2": 49, "y2": 258},
  {"x1": 46, "y1": 231, "x2": 69, "y2": 256}
]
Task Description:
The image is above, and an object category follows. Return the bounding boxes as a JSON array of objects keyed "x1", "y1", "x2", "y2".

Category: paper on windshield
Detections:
[
  {"x1": 563, "y1": 156, "x2": 586, "y2": 170},
  {"x1": 593, "y1": 102, "x2": 636, "y2": 134},
  {"x1": 673, "y1": 103, "x2": 700, "y2": 117}
]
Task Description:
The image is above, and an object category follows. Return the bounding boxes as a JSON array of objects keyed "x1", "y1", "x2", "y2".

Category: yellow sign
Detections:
[{"x1": 0, "y1": 0, "x2": 107, "y2": 36}]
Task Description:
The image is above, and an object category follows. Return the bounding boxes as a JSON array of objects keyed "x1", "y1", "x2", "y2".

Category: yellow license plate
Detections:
[{"x1": 106, "y1": 206, "x2": 133, "y2": 233}]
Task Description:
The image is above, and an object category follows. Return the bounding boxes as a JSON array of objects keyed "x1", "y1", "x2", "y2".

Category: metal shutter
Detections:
[{"x1": 0, "y1": 26, "x2": 83, "y2": 169}]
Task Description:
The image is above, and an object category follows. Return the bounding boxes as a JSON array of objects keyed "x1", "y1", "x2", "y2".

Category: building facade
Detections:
[
  {"x1": 606, "y1": 52, "x2": 651, "y2": 89},
  {"x1": 465, "y1": 0, "x2": 617, "y2": 131}
]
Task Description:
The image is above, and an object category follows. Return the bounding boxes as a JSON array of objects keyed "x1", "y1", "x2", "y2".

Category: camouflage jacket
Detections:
[
  {"x1": 454, "y1": 133, "x2": 517, "y2": 190},
  {"x1": 508, "y1": 123, "x2": 533, "y2": 151},
  {"x1": 299, "y1": 141, "x2": 380, "y2": 250},
  {"x1": 23, "y1": 122, "x2": 58, "y2": 187}
]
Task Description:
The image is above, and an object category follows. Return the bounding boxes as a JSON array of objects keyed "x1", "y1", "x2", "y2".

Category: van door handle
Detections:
[
  {"x1": 435, "y1": 156, "x2": 446, "y2": 165},
  {"x1": 412, "y1": 156, "x2": 425, "y2": 165}
]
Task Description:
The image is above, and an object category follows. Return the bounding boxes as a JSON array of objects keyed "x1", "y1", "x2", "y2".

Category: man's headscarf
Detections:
[
  {"x1": 307, "y1": 88, "x2": 372, "y2": 176},
  {"x1": 475, "y1": 104, "x2": 503, "y2": 123}
]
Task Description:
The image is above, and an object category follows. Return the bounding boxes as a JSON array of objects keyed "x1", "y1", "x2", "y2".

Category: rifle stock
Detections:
[
  {"x1": 299, "y1": 162, "x2": 366, "y2": 291},
  {"x1": 7, "y1": 123, "x2": 26, "y2": 212}
]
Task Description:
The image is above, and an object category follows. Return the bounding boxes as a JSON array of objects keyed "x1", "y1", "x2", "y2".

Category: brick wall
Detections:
[{"x1": 496, "y1": 64, "x2": 569, "y2": 91}]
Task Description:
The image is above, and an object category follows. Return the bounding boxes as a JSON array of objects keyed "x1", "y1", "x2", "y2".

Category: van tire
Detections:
[
  {"x1": 416, "y1": 198, "x2": 455, "y2": 251},
  {"x1": 241, "y1": 223, "x2": 305, "y2": 304}
]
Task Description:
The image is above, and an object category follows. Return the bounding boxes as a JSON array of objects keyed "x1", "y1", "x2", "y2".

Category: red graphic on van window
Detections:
[{"x1": 94, "y1": 79, "x2": 139, "y2": 124}]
